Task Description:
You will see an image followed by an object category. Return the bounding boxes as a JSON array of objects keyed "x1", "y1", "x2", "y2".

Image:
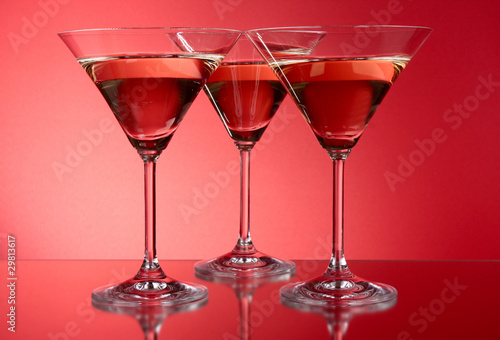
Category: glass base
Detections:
[
  {"x1": 280, "y1": 273, "x2": 397, "y2": 307},
  {"x1": 92, "y1": 276, "x2": 208, "y2": 307},
  {"x1": 194, "y1": 250, "x2": 295, "y2": 279}
]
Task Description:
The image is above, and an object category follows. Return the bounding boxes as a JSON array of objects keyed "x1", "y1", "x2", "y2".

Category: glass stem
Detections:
[
  {"x1": 326, "y1": 149, "x2": 351, "y2": 277},
  {"x1": 141, "y1": 319, "x2": 163, "y2": 340},
  {"x1": 234, "y1": 142, "x2": 256, "y2": 254},
  {"x1": 144, "y1": 328, "x2": 158, "y2": 340},
  {"x1": 326, "y1": 318, "x2": 347, "y2": 340},
  {"x1": 137, "y1": 150, "x2": 165, "y2": 279}
]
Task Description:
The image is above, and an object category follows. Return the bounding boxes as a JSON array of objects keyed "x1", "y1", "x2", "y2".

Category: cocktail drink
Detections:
[
  {"x1": 82, "y1": 56, "x2": 220, "y2": 151},
  {"x1": 59, "y1": 28, "x2": 241, "y2": 306},
  {"x1": 247, "y1": 26, "x2": 431, "y2": 305},
  {"x1": 194, "y1": 35, "x2": 295, "y2": 278},
  {"x1": 205, "y1": 62, "x2": 285, "y2": 142},
  {"x1": 276, "y1": 58, "x2": 404, "y2": 150}
]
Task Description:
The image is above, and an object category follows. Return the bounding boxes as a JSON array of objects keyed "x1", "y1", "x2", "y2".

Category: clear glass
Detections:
[
  {"x1": 58, "y1": 27, "x2": 241, "y2": 307},
  {"x1": 195, "y1": 35, "x2": 295, "y2": 278},
  {"x1": 247, "y1": 25, "x2": 431, "y2": 306}
]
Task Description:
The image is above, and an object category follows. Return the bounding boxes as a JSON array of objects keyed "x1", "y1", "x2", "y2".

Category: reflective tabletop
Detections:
[{"x1": 1, "y1": 260, "x2": 498, "y2": 339}]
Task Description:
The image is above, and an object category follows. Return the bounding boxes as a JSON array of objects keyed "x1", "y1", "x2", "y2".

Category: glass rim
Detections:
[
  {"x1": 58, "y1": 27, "x2": 243, "y2": 36},
  {"x1": 246, "y1": 25, "x2": 432, "y2": 33}
]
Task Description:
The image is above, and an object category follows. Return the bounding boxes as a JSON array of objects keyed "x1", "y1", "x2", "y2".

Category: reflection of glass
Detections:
[
  {"x1": 196, "y1": 272, "x2": 292, "y2": 340},
  {"x1": 195, "y1": 35, "x2": 295, "y2": 278},
  {"x1": 59, "y1": 28, "x2": 240, "y2": 306},
  {"x1": 282, "y1": 298, "x2": 396, "y2": 339},
  {"x1": 93, "y1": 296, "x2": 207, "y2": 340},
  {"x1": 248, "y1": 26, "x2": 431, "y2": 306}
]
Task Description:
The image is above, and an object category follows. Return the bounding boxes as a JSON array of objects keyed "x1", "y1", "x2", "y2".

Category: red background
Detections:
[{"x1": 0, "y1": 0, "x2": 499, "y2": 261}]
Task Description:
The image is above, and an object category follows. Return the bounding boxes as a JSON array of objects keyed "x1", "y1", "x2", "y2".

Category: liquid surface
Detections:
[
  {"x1": 276, "y1": 58, "x2": 407, "y2": 150},
  {"x1": 204, "y1": 63, "x2": 287, "y2": 142}
]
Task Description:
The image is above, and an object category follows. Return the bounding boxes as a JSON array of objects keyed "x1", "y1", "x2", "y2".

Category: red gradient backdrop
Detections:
[{"x1": 0, "y1": 0, "x2": 499, "y2": 261}]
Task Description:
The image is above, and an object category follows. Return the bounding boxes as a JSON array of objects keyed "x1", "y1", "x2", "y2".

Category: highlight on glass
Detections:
[
  {"x1": 195, "y1": 34, "x2": 295, "y2": 278},
  {"x1": 247, "y1": 25, "x2": 431, "y2": 306},
  {"x1": 59, "y1": 27, "x2": 241, "y2": 306}
]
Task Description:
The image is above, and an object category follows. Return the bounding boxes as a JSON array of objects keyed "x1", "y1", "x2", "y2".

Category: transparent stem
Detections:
[
  {"x1": 234, "y1": 142, "x2": 255, "y2": 253},
  {"x1": 140, "y1": 318, "x2": 163, "y2": 340},
  {"x1": 326, "y1": 149, "x2": 351, "y2": 277},
  {"x1": 143, "y1": 328, "x2": 158, "y2": 340},
  {"x1": 137, "y1": 151, "x2": 165, "y2": 279},
  {"x1": 326, "y1": 320, "x2": 346, "y2": 340}
]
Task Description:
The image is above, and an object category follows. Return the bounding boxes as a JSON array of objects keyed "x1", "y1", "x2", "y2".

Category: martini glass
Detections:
[
  {"x1": 194, "y1": 35, "x2": 295, "y2": 278},
  {"x1": 247, "y1": 26, "x2": 431, "y2": 305},
  {"x1": 59, "y1": 28, "x2": 241, "y2": 306}
]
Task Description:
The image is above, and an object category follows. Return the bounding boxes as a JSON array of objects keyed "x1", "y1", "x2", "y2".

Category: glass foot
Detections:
[
  {"x1": 195, "y1": 250, "x2": 295, "y2": 278},
  {"x1": 92, "y1": 276, "x2": 208, "y2": 307},
  {"x1": 280, "y1": 273, "x2": 396, "y2": 307}
]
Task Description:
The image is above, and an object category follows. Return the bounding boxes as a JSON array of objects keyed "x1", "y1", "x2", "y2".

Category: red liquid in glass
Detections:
[
  {"x1": 80, "y1": 56, "x2": 218, "y2": 150},
  {"x1": 205, "y1": 63, "x2": 287, "y2": 142},
  {"x1": 278, "y1": 59, "x2": 406, "y2": 149}
]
